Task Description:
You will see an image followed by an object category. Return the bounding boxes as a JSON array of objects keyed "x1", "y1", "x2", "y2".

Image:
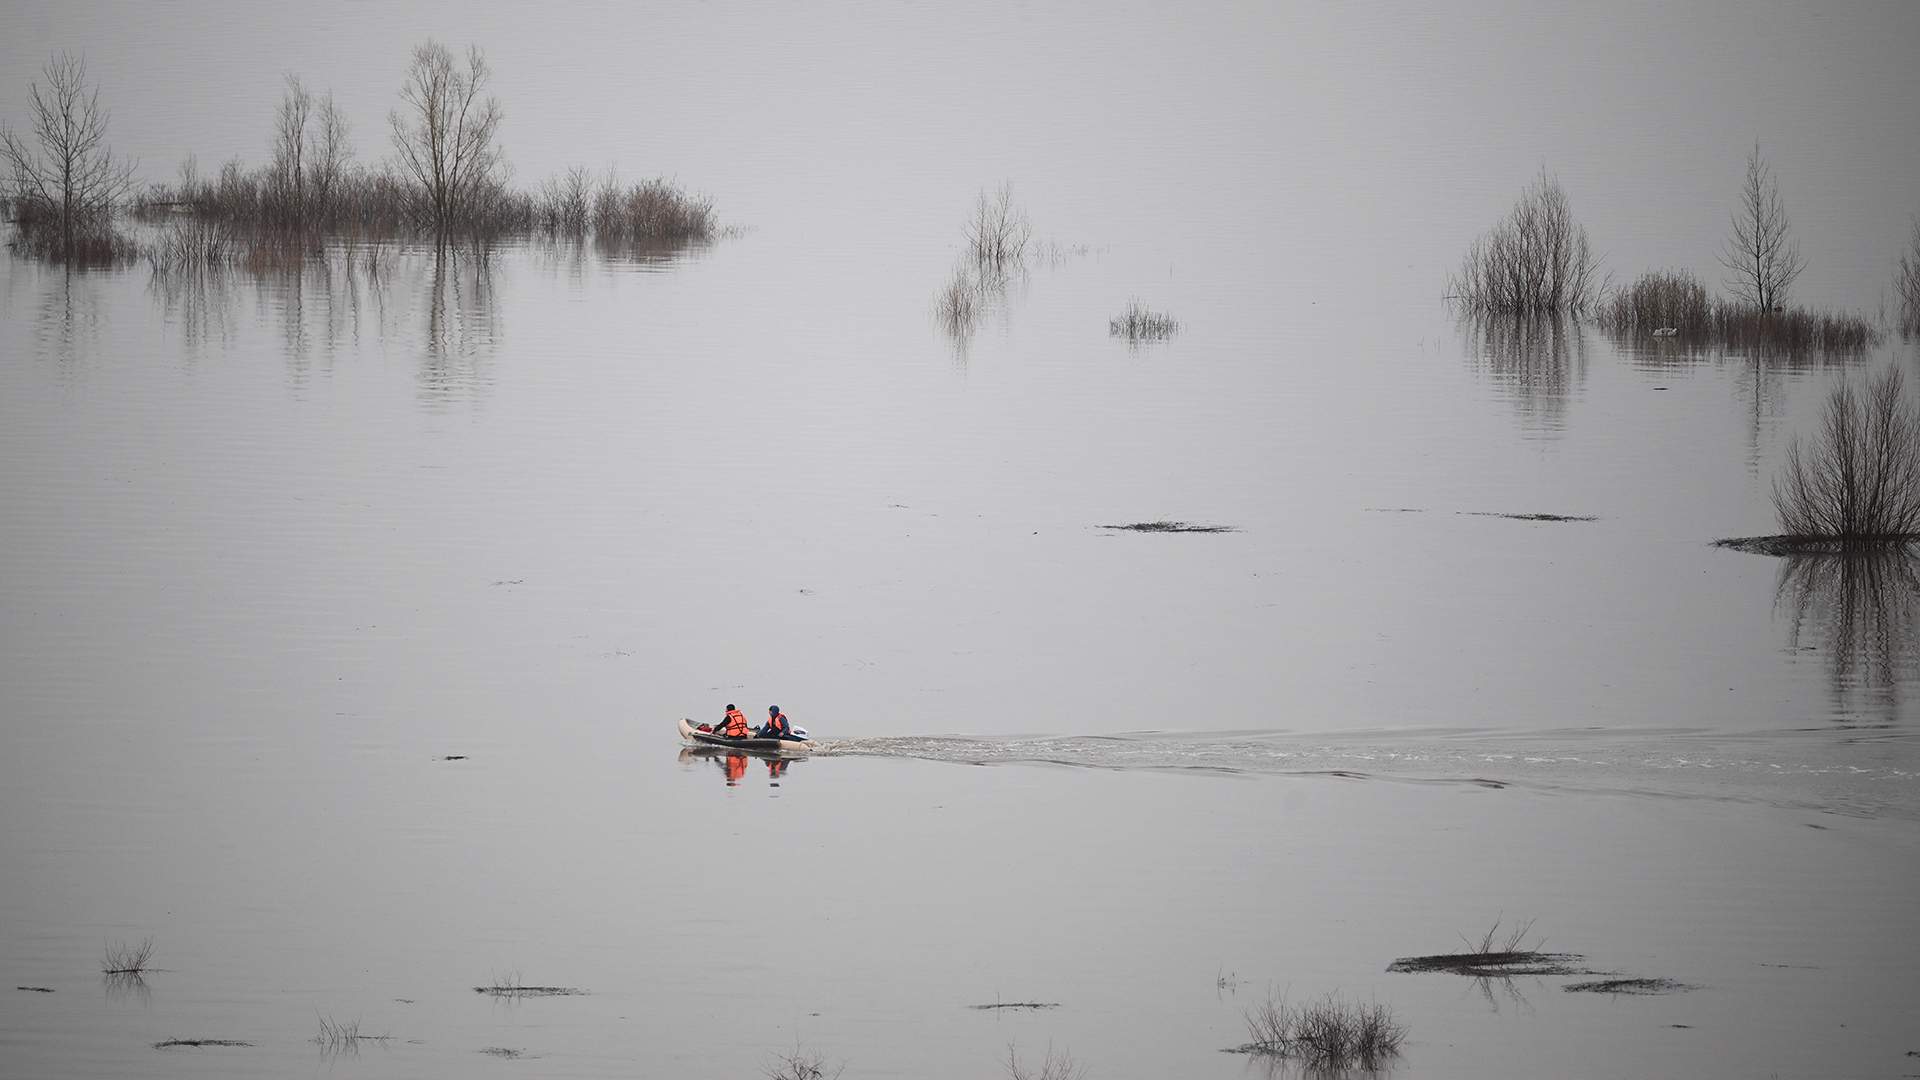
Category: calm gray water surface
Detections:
[{"x1": 4, "y1": 2, "x2": 1920, "y2": 1078}]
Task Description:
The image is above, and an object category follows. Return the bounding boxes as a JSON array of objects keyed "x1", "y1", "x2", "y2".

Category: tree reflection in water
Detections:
[
  {"x1": 1775, "y1": 547, "x2": 1920, "y2": 719},
  {"x1": 1456, "y1": 311, "x2": 1589, "y2": 435}
]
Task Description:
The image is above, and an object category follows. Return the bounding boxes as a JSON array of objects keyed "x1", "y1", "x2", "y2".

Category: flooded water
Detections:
[{"x1": 5, "y1": 3, "x2": 1920, "y2": 1078}]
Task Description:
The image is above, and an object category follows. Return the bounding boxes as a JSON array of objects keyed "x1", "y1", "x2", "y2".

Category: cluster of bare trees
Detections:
[
  {"x1": 268, "y1": 75, "x2": 351, "y2": 225},
  {"x1": 3, "y1": 39, "x2": 716, "y2": 257},
  {"x1": 1448, "y1": 170, "x2": 1601, "y2": 314},
  {"x1": 0, "y1": 53, "x2": 136, "y2": 260}
]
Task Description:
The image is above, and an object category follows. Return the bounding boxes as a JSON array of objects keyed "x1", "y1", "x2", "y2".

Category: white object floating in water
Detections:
[{"x1": 1651, "y1": 327, "x2": 1678, "y2": 337}]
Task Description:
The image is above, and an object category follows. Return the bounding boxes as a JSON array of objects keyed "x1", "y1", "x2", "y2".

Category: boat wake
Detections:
[{"x1": 818, "y1": 727, "x2": 1920, "y2": 822}]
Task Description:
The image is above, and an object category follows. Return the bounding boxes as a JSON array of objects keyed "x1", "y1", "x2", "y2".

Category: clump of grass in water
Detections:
[
  {"x1": 1565, "y1": 977, "x2": 1694, "y2": 995},
  {"x1": 1109, "y1": 299, "x2": 1179, "y2": 343},
  {"x1": 101, "y1": 938, "x2": 154, "y2": 975},
  {"x1": 1387, "y1": 917, "x2": 1589, "y2": 976},
  {"x1": 474, "y1": 970, "x2": 585, "y2": 997},
  {"x1": 155, "y1": 1038, "x2": 252, "y2": 1049},
  {"x1": 1230, "y1": 990, "x2": 1406, "y2": 1069},
  {"x1": 1100, "y1": 521, "x2": 1235, "y2": 534},
  {"x1": 314, "y1": 1015, "x2": 391, "y2": 1051}
]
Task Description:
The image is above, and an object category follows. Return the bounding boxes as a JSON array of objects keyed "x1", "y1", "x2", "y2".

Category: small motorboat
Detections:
[{"x1": 677, "y1": 716, "x2": 814, "y2": 753}]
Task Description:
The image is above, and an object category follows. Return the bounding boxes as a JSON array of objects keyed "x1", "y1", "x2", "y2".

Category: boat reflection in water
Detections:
[
  {"x1": 1775, "y1": 546, "x2": 1920, "y2": 721},
  {"x1": 678, "y1": 746, "x2": 796, "y2": 787}
]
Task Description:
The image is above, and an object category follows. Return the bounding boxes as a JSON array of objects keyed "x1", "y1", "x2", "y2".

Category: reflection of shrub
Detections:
[
  {"x1": 1449, "y1": 171, "x2": 1600, "y2": 314},
  {"x1": 1775, "y1": 367, "x2": 1920, "y2": 542},
  {"x1": 1777, "y1": 547, "x2": 1920, "y2": 705}
]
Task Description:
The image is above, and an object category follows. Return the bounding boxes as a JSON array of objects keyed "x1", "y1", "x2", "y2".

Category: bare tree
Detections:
[
  {"x1": 0, "y1": 52, "x2": 136, "y2": 250},
  {"x1": 1720, "y1": 141, "x2": 1805, "y2": 312},
  {"x1": 388, "y1": 41, "x2": 503, "y2": 230},
  {"x1": 311, "y1": 92, "x2": 351, "y2": 220},
  {"x1": 270, "y1": 75, "x2": 312, "y2": 219},
  {"x1": 1897, "y1": 216, "x2": 1920, "y2": 334}
]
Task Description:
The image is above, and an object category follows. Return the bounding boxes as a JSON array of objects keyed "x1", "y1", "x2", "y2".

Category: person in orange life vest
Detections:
[
  {"x1": 759, "y1": 705, "x2": 792, "y2": 739},
  {"x1": 718, "y1": 704, "x2": 751, "y2": 738}
]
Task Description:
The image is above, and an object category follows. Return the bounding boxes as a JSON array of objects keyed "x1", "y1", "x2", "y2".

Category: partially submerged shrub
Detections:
[
  {"x1": 147, "y1": 219, "x2": 240, "y2": 273},
  {"x1": 1109, "y1": 300, "x2": 1179, "y2": 343},
  {"x1": 102, "y1": 938, "x2": 154, "y2": 975},
  {"x1": 590, "y1": 175, "x2": 714, "y2": 242},
  {"x1": 1236, "y1": 990, "x2": 1406, "y2": 1069},
  {"x1": 1774, "y1": 366, "x2": 1920, "y2": 543},
  {"x1": 1449, "y1": 170, "x2": 1601, "y2": 314},
  {"x1": 965, "y1": 183, "x2": 1030, "y2": 273},
  {"x1": 1596, "y1": 270, "x2": 1712, "y2": 335}
]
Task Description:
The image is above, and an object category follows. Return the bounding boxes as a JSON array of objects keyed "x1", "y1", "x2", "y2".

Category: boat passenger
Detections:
[
  {"x1": 760, "y1": 705, "x2": 792, "y2": 740},
  {"x1": 719, "y1": 704, "x2": 751, "y2": 739}
]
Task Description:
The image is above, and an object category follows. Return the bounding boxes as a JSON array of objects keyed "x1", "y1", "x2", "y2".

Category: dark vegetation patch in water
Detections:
[
  {"x1": 968, "y1": 1001, "x2": 1059, "y2": 1010},
  {"x1": 154, "y1": 1039, "x2": 252, "y2": 1049},
  {"x1": 1386, "y1": 950, "x2": 1590, "y2": 977},
  {"x1": 1714, "y1": 535, "x2": 1920, "y2": 557},
  {"x1": 1595, "y1": 269, "x2": 1878, "y2": 357},
  {"x1": 1564, "y1": 977, "x2": 1694, "y2": 995},
  {"x1": 480, "y1": 1047, "x2": 525, "y2": 1058},
  {"x1": 1388, "y1": 918, "x2": 1591, "y2": 977},
  {"x1": 473, "y1": 981, "x2": 584, "y2": 997},
  {"x1": 442, "y1": 755, "x2": 468, "y2": 761},
  {"x1": 1462, "y1": 511, "x2": 1598, "y2": 522},
  {"x1": 16, "y1": 986, "x2": 54, "y2": 993},
  {"x1": 1100, "y1": 521, "x2": 1237, "y2": 533}
]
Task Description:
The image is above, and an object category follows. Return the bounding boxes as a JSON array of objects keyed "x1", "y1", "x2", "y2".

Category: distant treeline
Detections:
[{"x1": 3, "y1": 42, "x2": 714, "y2": 265}]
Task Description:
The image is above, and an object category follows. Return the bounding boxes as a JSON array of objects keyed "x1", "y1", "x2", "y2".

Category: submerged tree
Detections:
[
  {"x1": 269, "y1": 74, "x2": 352, "y2": 225},
  {"x1": 1775, "y1": 366, "x2": 1920, "y2": 542},
  {"x1": 389, "y1": 41, "x2": 503, "y2": 231},
  {"x1": 1448, "y1": 170, "x2": 1600, "y2": 314},
  {"x1": 1719, "y1": 142, "x2": 1805, "y2": 312},
  {"x1": 0, "y1": 52, "x2": 136, "y2": 256}
]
